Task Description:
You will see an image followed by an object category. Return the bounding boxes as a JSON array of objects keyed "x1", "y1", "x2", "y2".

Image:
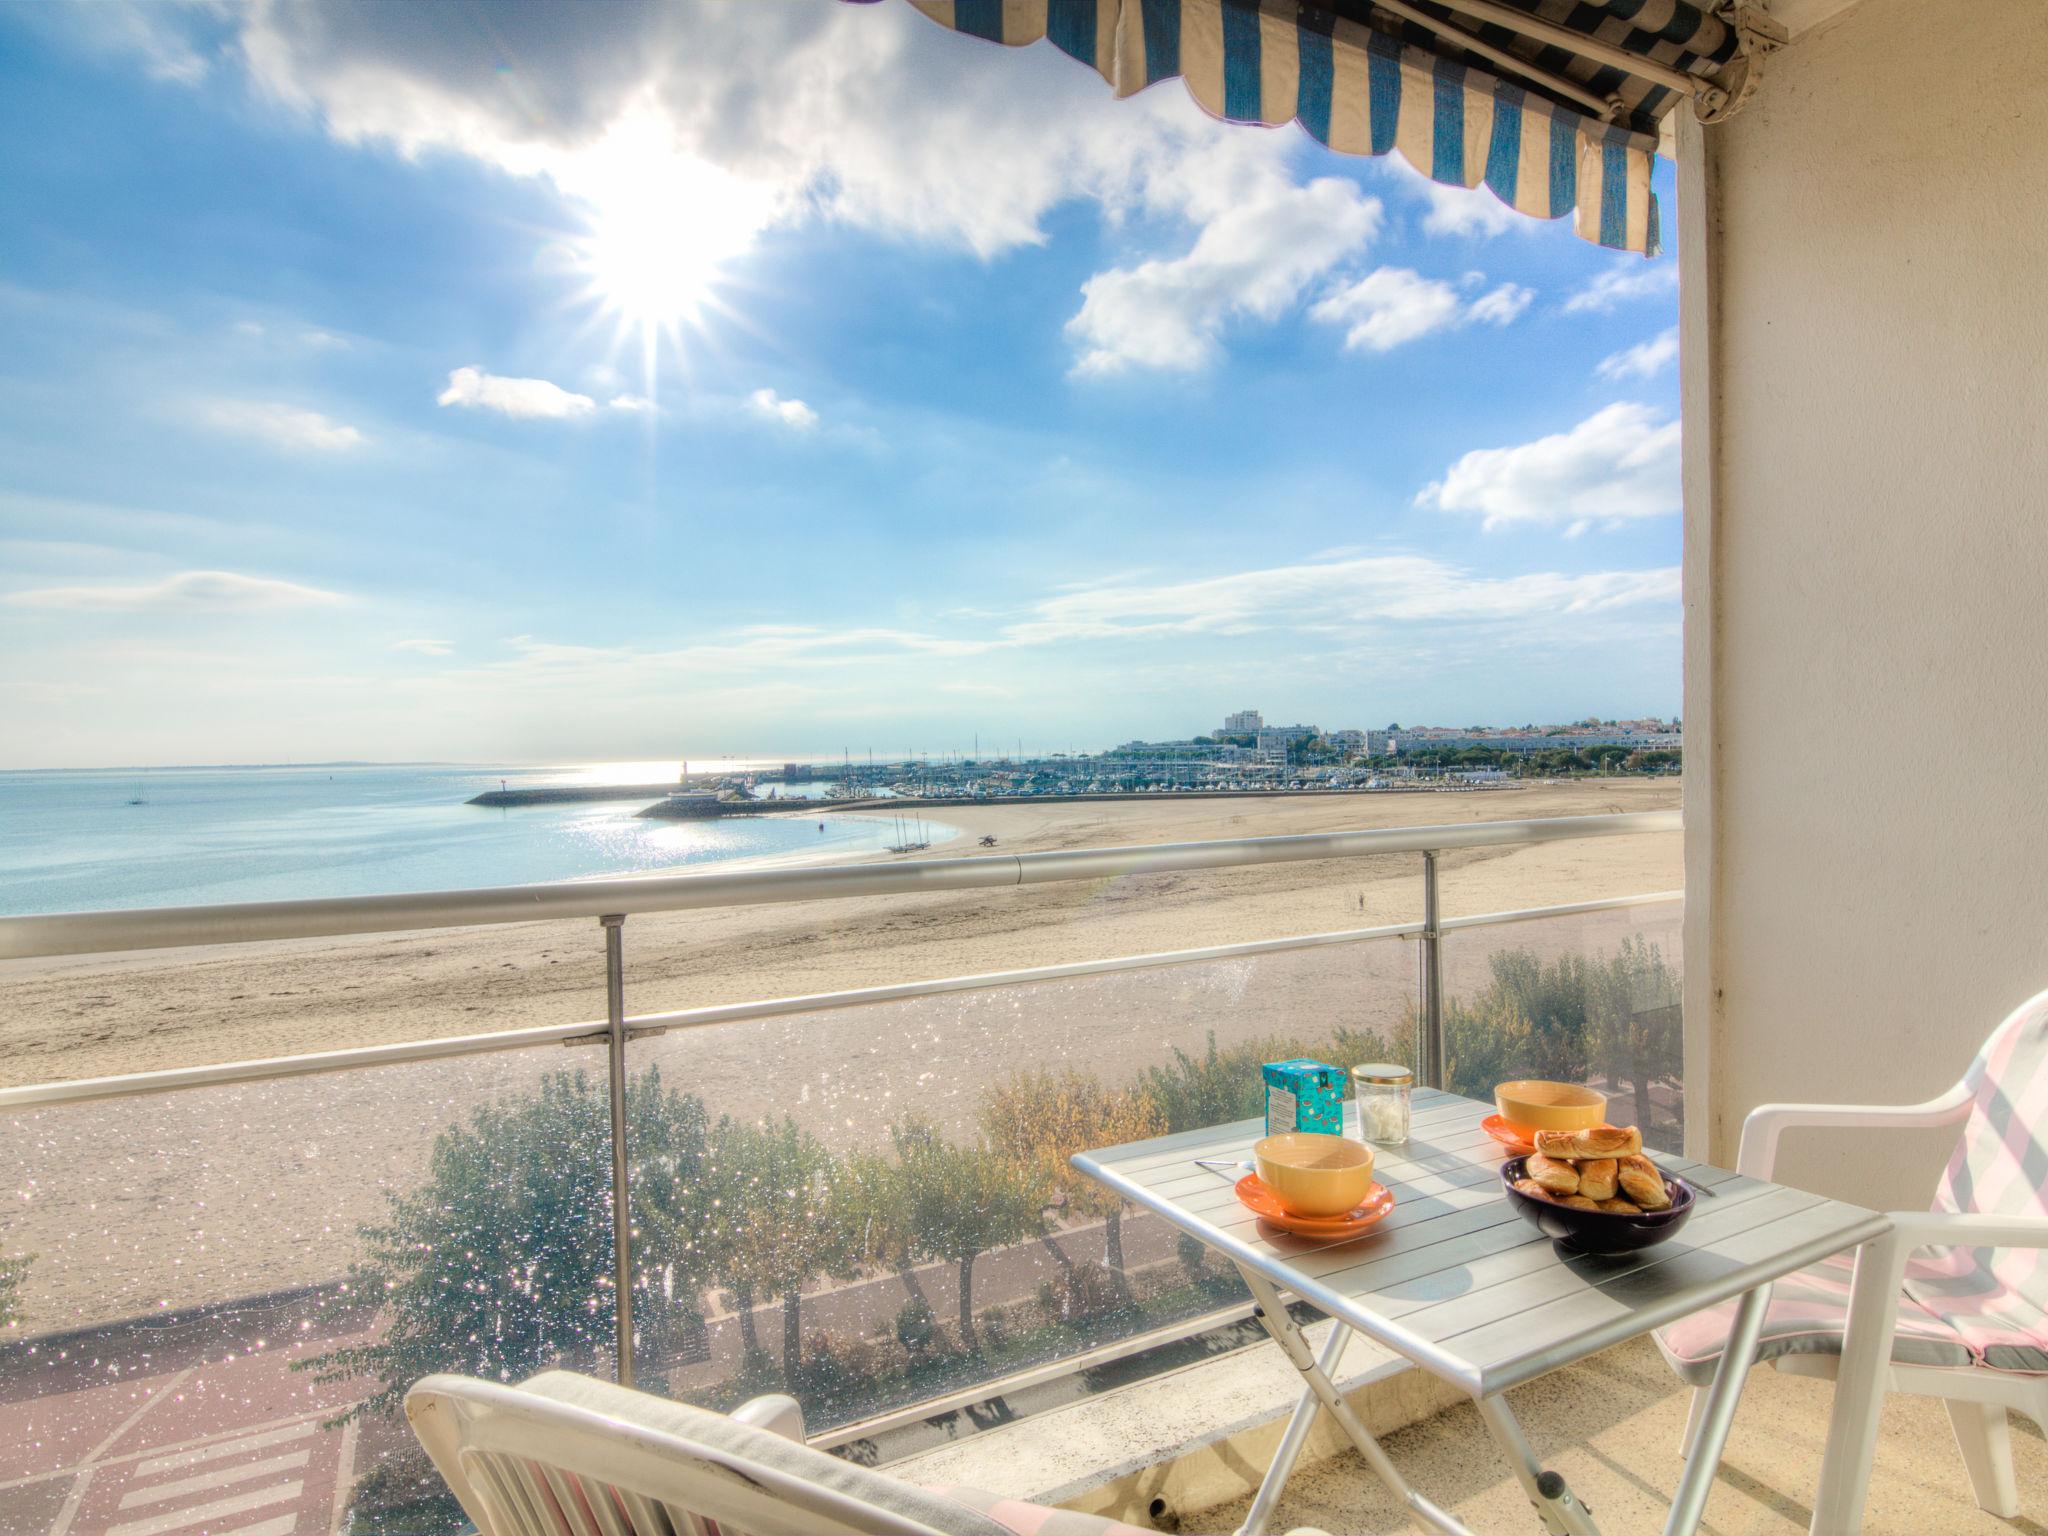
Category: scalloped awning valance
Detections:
[{"x1": 891, "y1": 0, "x2": 1779, "y2": 255}]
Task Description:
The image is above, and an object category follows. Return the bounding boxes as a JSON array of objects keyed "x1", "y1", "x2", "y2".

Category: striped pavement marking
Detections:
[
  {"x1": 116, "y1": 1450, "x2": 313, "y2": 1509},
  {"x1": 105, "y1": 1480, "x2": 305, "y2": 1536},
  {"x1": 129, "y1": 1423, "x2": 319, "y2": 1482}
]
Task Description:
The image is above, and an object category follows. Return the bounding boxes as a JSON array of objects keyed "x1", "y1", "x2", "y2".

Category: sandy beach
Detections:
[{"x1": 0, "y1": 782, "x2": 1680, "y2": 1334}]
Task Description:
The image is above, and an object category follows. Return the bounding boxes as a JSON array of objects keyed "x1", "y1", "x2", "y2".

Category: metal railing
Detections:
[{"x1": 0, "y1": 809, "x2": 1680, "y2": 1432}]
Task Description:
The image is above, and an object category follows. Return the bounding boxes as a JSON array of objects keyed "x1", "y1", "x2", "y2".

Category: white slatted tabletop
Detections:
[{"x1": 1074, "y1": 1089, "x2": 1887, "y2": 1400}]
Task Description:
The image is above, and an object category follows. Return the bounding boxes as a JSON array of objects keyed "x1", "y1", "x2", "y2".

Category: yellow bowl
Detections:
[
  {"x1": 1494, "y1": 1080, "x2": 1607, "y2": 1135},
  {"x1": 1253, "y1": 1133, "x2": 1374, "y2": 1217}
]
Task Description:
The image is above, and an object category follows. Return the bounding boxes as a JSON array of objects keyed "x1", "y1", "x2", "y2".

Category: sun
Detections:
[{"x1": 566, "y1": 113, "x2": 773, "y2": 345}]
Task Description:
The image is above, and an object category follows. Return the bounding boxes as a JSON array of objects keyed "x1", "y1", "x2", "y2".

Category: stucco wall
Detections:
[{"x1": 1688, "y1": 0, "x2": 2048, "y2": 1209}]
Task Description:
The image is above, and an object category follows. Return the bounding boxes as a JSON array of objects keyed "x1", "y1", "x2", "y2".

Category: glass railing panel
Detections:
[
  {"x1": 0, "y1": 1041, "x2": 616, "y2": 1536},
  {"x1": 622, "y1": 931, "x2": 1419, "y2": 1443},
  {"x1": 1440, "y1": 897, "x2": 1685, "y2": 1152}
]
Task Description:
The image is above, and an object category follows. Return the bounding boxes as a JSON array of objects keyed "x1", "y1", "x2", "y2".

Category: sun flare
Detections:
[{"x1": 568, "y1": 114, "x2": 773, "y2": 343}]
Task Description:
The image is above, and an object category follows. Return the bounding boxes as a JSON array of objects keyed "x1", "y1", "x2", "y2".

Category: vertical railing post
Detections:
[
  {"x1": 1420, "y1": 852, "x2": 1445, "y2": 1089},
  {"x1": 602, "y1": 913, "x2": 635, "y2": 1387}
]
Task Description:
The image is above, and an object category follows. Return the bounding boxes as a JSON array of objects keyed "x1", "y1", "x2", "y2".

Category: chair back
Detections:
[
  {"x1": 1908, "y1": 986, "x2": 2048, "y2": 1369},
  {"x1": 1932, "y1": 986, "x2": 2048, "y2": 1221},
  {"x1": 407, "y1": 1374, "x2": 983, "y2": 1536}
]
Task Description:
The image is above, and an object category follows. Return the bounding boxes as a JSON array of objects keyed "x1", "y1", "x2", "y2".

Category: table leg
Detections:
[
  {"x1": 1235, "y1": 1265, "x2": 1470, "y2": 1536},
  {"x1": 1472, "y1": 1395, "x2": 1602, "y2": 1536},
  {"x1": 1237, "y1": 1322, "x2": 1346, "y2": 1536},
  {"x1": 1810, "y1": 1234, "x2": 1907, "y2": 1536},
  {"x1": 1663, "y1": 1280, "x2": 1773, "y2": 1536}
]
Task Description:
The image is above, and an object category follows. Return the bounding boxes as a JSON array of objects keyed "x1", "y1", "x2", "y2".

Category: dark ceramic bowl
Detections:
[{"x1": 1500, "y1": 1156, "x2": 1695, "y2": 1255}]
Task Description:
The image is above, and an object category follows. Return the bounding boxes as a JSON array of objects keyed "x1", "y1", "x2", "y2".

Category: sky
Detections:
[{"x1": 0, "y1": 1, "x2": 1683, "y2": 770}]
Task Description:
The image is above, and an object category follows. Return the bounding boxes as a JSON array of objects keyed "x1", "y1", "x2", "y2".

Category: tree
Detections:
[
  {"x1": 691, "y1": 1115, "x2": 856, "y2": 1383},
  {"x1": 887, "y1": 1120, "x2": 1044, "y2": 1352},
  {"x1": 1583, "y1": 937, "x2": 1682, "y2": 1138},
  {"x1": 982, "y1": 1071, "x2": 1162, "y2": 1287},
  {"x1": 301, "y1": 1069, "x2": 710, "y2": 1421}
]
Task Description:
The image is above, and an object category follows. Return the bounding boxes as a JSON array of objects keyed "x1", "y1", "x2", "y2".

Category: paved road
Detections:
[{"x1": 0, "y1": 1330, "x2": 373, "y2": 1536}]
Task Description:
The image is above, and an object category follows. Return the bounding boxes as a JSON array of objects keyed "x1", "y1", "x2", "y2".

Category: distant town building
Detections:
[
  {"x1": 1254, "y1": 724, "x2": 1320, "y2": 763},
  {"x1": 1326, "y1": 729, "x2": 1365, "y2": 750},
  {"x1": 1219, "y1": 708, "x2": 1263, "y2": 737},
  {"x1": 1364, "y1": 730, "x2": 1401, "y2": 755}
]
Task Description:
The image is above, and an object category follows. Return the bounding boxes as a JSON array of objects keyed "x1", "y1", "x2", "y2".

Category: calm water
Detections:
[{"x1": 0, "y1": 764, "x2": 953, "y2": 916}]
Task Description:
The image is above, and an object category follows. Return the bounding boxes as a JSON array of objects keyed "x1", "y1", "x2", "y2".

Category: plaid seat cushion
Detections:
[
  {"x1": 1655, "y1": 1249, "x2": 1973, "y2": 1386},
  {"x1": 926, "y1": 1486, "x2": 1162, "y2": 1536},
  {"x1": 1903, "y1": 991, "x2": 2048, "y2": 1374}
]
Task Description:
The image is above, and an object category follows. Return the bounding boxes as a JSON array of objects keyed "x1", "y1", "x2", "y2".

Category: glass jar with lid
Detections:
[{"x1": 1353, "y1": 1063, "x2": 1413, "y2": 1144}]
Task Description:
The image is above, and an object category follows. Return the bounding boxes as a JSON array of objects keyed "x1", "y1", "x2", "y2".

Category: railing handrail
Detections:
[
  {"x1": 0, "y1": 810, "x2": 1679, "y2": 960},
  {"x1": 0, "y1": 889, "x2": 1685, "y2": 1111}
]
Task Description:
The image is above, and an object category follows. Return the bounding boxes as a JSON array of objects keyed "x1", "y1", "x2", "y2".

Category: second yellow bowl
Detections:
[{"x1": 1494, "y1": 1080, "x2": 1607, "y2": 1134}]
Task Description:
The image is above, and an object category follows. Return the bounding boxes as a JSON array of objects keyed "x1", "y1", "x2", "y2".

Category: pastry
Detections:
[
  {"x1": 1558, "y1": 1194, "x2": 1601, "y2": 1210},
  {"x1": 1596, "y1": 1198, "x2": 1642, "y2": 1214},
  {"x1": 1617, "y1": 1154, "x2": 1671, "y2": 1210},
  {"x1": 1577, "y1": 1158, "x2": 1619, "y2": 1201},
  {"x1": 1533, "y1": 1125, "x2": 1642, "y2": 1160},
  {"x1": 1512, "y1": 1178, "x2": 1550, "y2": 1200},
  {"x1": 1526, "y1": 1153, "x2": 1580, "y2": 1196}
]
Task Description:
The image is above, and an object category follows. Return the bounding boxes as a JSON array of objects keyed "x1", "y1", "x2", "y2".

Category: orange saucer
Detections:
[
  {"x1": 1235, "y1": 1173, "x2": 1395, "y2": 1237},
  {"x1": 1481, "y1": 1115, "x2": 1539, "y2": 1156}
]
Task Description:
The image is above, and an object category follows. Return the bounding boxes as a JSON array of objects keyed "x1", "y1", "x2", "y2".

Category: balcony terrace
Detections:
[{"x1": 0, "y1": 808, "x2": 1691, "y2": 1534}]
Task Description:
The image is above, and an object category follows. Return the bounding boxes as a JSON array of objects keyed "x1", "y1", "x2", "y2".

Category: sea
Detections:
[{"x1": 0, "y1": 762, "x2": 952, "y2": 917}]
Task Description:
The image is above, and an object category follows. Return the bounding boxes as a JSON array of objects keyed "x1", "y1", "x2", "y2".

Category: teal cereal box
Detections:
[{"x1": 1262, "y1": 1059, "x2": 1345, "y2": 1136}]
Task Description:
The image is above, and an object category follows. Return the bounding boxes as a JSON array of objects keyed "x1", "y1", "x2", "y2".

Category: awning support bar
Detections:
[
  {"x1": 1365, "y1": 0, "x2": 1622, "y2": 119},
  {"x1": 1425, "y1": 0, "x2": 1711, "y2": 102}
]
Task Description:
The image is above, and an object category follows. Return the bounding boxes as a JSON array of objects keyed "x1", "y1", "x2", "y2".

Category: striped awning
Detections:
[{"x1": 898, "y1": 1, "x2": 1771, "y2": 255}]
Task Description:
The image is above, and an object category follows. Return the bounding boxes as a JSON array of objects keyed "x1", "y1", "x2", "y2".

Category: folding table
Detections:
[{"x1": 1072, "y1": 1089, "x2": 1889, "y2": 1536}]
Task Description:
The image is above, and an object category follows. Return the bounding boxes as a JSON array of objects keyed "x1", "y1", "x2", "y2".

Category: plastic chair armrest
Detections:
[
  {"x1": 730, "y1": 1393, "x2": 807, "y2": 1444},
  {"x1": 1884, "y1": 1211, "x2": 2048, "y2": 1252},
  {"x1": 1737, "y1": 1082, "x2": 1973, "y2": 1179}
]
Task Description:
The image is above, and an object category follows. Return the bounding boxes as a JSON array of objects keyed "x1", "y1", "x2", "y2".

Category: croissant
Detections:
[
  {"x1": 1512, "y1": 1178, "x2": 1550, "y2": 1200},
  {"x1": 1617, "y1": 1154, "x2": 1671, "y2": 1211},
  {"x1": 1596, "y1": 1197, "x2": 1642, "y2": 1214},
  {"x1": 1577, "y1": 1158, "x2": 1619, "y2": 1201},
  {"x1": 1533, "y1": 1125, "x2": 1641, "y2": 1160},
  {"x1": 1525, "y1": 1153, "x2": 1580, "y2": 1196},
  {"x1": 1558, "y1": 1194, "x2": 1602, "y2": 1210}
]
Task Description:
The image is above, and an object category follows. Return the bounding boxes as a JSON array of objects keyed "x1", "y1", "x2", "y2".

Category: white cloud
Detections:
[
  {"x1": 607, "y1": 393, "x2": 654, "y2": 413},
  {"x1": 200, "y1": 399, "x2": 366, "y2": 452},
  {"x1": 6, "y1": 570, "x2": 347, "y2": 613},
  {"x1": 1310, "y1": 268, "x2": 1531, "y2": 353},
  {"x1": 1005, "y1": 553, "x2": 1678, "y2": 644},
  {"x1": 214, "y1": 3, "x2": 1380, "y2": 369},
  {"x1": 1596, "y1": 326, "x2": 1679, "y2": 381},
  {"x1": 1563, "y1": 260, "x2": 1679, "y2": 313},
  {"x1": 1068, "y1": 175, "x2": 1382, "y2": 374},
  {"x1": 748, "y1": 388, "x2": 819, "y2": 430},
  {"x1": 391, "y1": 637, "x2": 453, "y2": 656},
  {"x1": 437, "y1": 366, "x2": 595, "y2": 420},
  {"x1": 1417, "y1": 403, "x2": 1681, "y2": 533},
  {"x1": 1466, "y1": 282, "x2": 1534, "y2": 326},
  {"x1": 1418, "y1": 181, "x2": 1520, "y2": 239}
]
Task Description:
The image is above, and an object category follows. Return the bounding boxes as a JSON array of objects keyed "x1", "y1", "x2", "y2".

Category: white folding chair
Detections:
[
  {"x1": 1656, "y1": 986, "x2": 2048, "y2": 1520},
  {"x1": 408, "y1": 1369, "x2": 1331, "y2": 1536}
]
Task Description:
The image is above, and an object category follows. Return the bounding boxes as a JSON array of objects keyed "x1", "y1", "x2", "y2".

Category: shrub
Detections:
[
  {"x1": 0, "y1": 1246, "x2": 27, "y2": 1333},
  {"x1": 895, "y1": 1297, "x2": 938, "y2": 1357},
  {"x1": 982, "y1": 1069, "x2": 1163, "y2": 1284}
]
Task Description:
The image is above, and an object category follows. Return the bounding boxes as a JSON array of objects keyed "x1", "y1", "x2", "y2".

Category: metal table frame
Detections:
[{"x1": 1073, "y1": 1091, "x2": 1889, "y2": 1536}]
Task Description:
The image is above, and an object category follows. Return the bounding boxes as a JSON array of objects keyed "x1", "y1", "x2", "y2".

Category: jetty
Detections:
[{"x1": 465, "y1": 783, "x2": 681, "y2": 807}]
